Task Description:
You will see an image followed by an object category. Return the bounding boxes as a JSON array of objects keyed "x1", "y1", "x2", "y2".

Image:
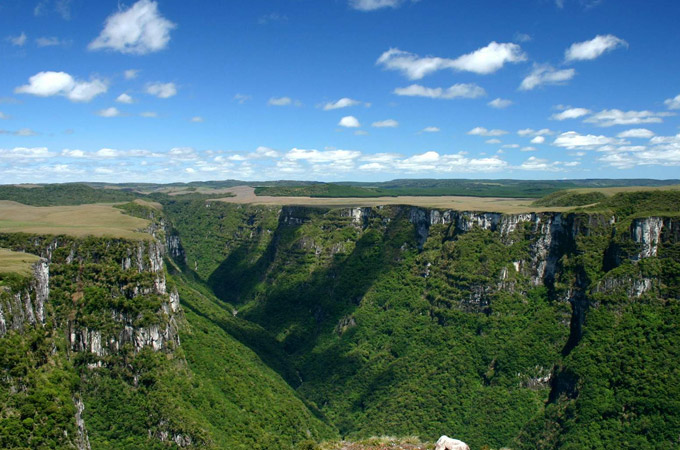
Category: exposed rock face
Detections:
[
  {"x1": 0, "y1": 258, "x2": 49, "y2": 337},
  {"x1": 594, "y1": 276, "x2": 653, "y2": 298},
  {"x1": 73, "y1": 396, "x2": 91, "y2": 450},
  {"x1": 631, "y1": 217, "x2": 664, "y2": 260}
]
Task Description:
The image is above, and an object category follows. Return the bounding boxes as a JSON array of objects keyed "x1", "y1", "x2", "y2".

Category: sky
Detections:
[{"x1": 1, "y1": 0, "x2": 679, "y2": 184}]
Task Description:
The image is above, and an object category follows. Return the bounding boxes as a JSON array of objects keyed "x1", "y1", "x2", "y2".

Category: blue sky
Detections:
[{"x1": 1, "y1": 0, "x2": 679, "y2": 183}]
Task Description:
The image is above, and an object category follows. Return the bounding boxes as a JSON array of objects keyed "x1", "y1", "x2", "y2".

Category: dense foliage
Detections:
[
  {"x1": 255, "y1": 179, "x2": 680, "y2": 199},
  {"x1": 2, "y1": 186, "x2": 680, "y2": 448},
  {"x1": 533, "y1": 191, "x2": 607, "y2": 207},
  {"x1": 0, "y1": 184, "x2": 139, "y2": 206}
]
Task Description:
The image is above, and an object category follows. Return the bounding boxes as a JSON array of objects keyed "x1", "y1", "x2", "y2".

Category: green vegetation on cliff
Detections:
[{"x1": 2, "y1": 186, "x2": 680, "y2": 449}]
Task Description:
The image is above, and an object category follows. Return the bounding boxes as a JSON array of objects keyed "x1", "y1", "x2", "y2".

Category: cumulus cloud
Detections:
[
  {"x1": 15, "y1": 71, "x2": 107, "y2": 102},
  {"x1": 468, "y1": 127, "x2": 508, "y2": 137},
  {"x1": 322, "y1": 98, "x2": 362, "y2": 110},
  {"x1": 421, "y1": 126, "x2": 440, "y2": 133},
  {"x1": 339, "y1": 116, "x2": 361, "y2": 128},
  {"x1": 377, "y1": 42, "x2": 526, "y2": 79},
  {"x1": 394, "y1": 83, "x2": 485, "y2": 99},
  {"x1": 531, "y1": 136, "x2": 546, "y2": 144},
  {"x1": 372, "y1": 119, "x2": 398, "y2": 128},
  {"x1": 617, "y1": 128, "x2": 655, "y2": 139},
  {"x1": 665, "y1": 94, "x2": 680, "y2": 110},
  {"x1": 550, "y1": 107, "x2": 591, "y2": 120},
  {"x1": 0, "y1": 147, "x2": 53, "y2": 159},
  {"x1": 116, "y1": 93, "x2": 134, "y2": 104},
  {"x1": 97, "y1": 107, "x2": 121, "y2": 117},
  {"x1": 519, "y1": 156, "x2": 577, "y2": 171},
  {"x1": 8, "y1": 32, "x2": 27, "y2": 46},
  {"x1": 485, "y1": 139, "x2": 502, "y2": 144},
  {"x1": 89, "y1": 0, "x2": 175, "y2": 55},
  {"x1": 146, "y1": 82, "x2": 177, "y2": 98},
  {"x1": 565, "y1": 34, "x2": 627, "y2": 62},
  {"x1": 552, "y1": 131, "x2": 625, "y2": 149},
  {"x1": 584, "y1": 109, "x2": 673, "y2": 127},
  {"x1": 517, "y1": 128, "x2": 553, "y2": 137},
  {"x1": 488, "y1": 98, "x2": 512, "y2": 109},
  {"x1": 287, "y1": 148, "x2": 361, "y2": 163},
  {"x1": 520, "y1": 64, "x2": 575, "y2": 90}
]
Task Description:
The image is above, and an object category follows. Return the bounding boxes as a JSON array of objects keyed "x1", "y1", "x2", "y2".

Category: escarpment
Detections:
[{"x1": 2, "y1": 195, "x2": 679, "y2": 449}]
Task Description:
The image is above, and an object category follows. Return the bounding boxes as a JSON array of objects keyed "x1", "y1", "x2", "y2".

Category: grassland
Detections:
[
  {"x1": 213, "y1": 186, "x2": 573, "y2": 213},
  {"x1": 0, "y1": 248, "x2": 41, "y2": 275},
  {"x1": 0, "y1": 201, "x2": 151, "y2": 239}
]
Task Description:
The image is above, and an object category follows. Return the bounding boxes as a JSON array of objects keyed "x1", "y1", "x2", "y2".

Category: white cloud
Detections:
[
  {"x1": 664, "y1": 94, "x2": 680, "y2": 110},
  {"x1": 286, "y1": 149, "x2": 361, "y2": 168},
  {"x1": 394, "y1": 83, "x2": 485, "y2": 99},
  {"x1": 514, "y1": 32, "x2": 532, "y2": 43},
  {"x1": 617, "y1": 128, "x2": 655, "y2": 139},
  {"x1": 502, "y1": 144, "x2": 520, "y2": 149},
  {"x1": 15, "y1": 128, "x2": 38, "y2": 137},
  {"x1": 519, "y1": 156, "x2": 576, "y2": 172},
  {"x1": 517, "y1": 128, "x2": 553, "y2": 137},
  {"x1": 89, "y1": 0, "x2": 175, "y2": 55},
  {"x1": 0, "y1": 112, "x2": 9, "y2": 120},
  {"x1": 268, "y1": 96, "x2": 293, "y2": 106},
  {"x1": 468, "y1": 127, "x2": 508, "y2": 137},
  {"x1": 116, "y1": 93, "x2": 134, "y2": 104},
  {"x1": 140, "y1": 111, "x2": 157, "y2": 118},
  {"x1": 323, "y1": 98, "x2": 362, "y2": 110},
  {"x1": 355, "y1": 130, "x2": 369, "y2": 136},
  {"x1": 372, "y1": 119, "x2": 398, "y2": 128},
  {"x1": 565, "y1": 34, "x2": 627, "y2": 62},
  {"x1": 488, "y1": 98, "x2": 512, "y2": 109},
  {"x1": 485, "y1": 139, "x2": 502, "y2": 144},
  {"x1": 15, "y1": 71, "x2": 107, "y2": 102},
  {"x1": 35, "y1": 36, "x2": 70, "y2": 47},
  {"x1": 339, "y1": 116, "x2": 361, "y2": 128},
  {"x1": 584, "y1": 109, "x2": 673, "y2": 127},
  {"x1": 96, "y1": 148, "x2": 119, "y2": 158},
  {"x1": 97, "y1": 107, "x2": 121, "y2": 117},
  {"x1": 0, "y1": 147, "x2": 53, "y2": 159},
  {"x1": 421, "y1": 126, "x2": 440, "y2": 133},
  {"x1": 520, "y1": 64, "x2": 575, "y2": 90},
  {"x1": 254, "y1": 146, "x2": 280, "y2": 158},
  {"x1": 377, "y1": 42, "x2": 526, "y2": 79},
  {"x1": 349, "y1": 0, "x2": 415, "y2": 11},
  {"x1": 550, "y1": 107, "x2": 591, "y2": 120},
  {"x1": 146, "y1": 82, "x2": 177, "y2": 98},
  {"x1": 61, "y1": 149, "x2": 85, "y2": 158},
  {"x1": 169, "y1": 147, "x2": 199, "y2": 161},
  {"x1": 234, "y1": 93, "x2": 252, "y2": 104},
  {"x1": 521, "y1": 146, "x2": 537, "y2": 152},
  {"x1": 124, "y1": 69, "x2": 139, "y2": 80},
  {"x1": 531, "y1": 136, "x2": 546, "y2": 144},
  {"x1": 8, "y1": 32, "x2": 27, "y2": 46},
  {"x1": 392, "y1": 151, "x2": 509, "y2": 173},
  {"x1": 552, "y1": 131, "x2": 625, "y2": 149},
  {"x1": 190, "y1": 116, "x2": 204, "y2": 122}
]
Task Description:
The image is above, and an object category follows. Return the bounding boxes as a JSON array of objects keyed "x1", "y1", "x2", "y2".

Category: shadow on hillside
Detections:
[{"x1": 204, "y1": 206, "x2": 415, "y2": 381}]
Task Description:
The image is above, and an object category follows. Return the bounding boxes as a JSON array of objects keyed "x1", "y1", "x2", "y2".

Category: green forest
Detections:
[{"x1": 0, "y1": 185, "x2": 679, "y2": 448}]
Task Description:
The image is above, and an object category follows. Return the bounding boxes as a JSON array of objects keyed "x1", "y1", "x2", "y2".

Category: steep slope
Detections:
[
  {"x1": 164, "y1": 193, "x2": 680, "y2": 448},
  {"x1": 0, "y1": 216, "x2": 335, "y2": 448}
]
